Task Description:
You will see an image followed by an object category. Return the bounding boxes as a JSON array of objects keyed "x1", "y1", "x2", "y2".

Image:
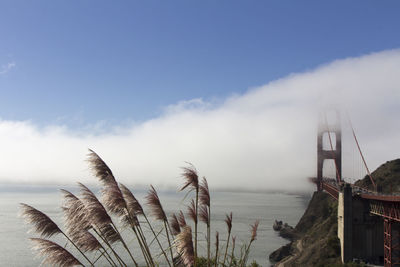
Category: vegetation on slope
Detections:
[
  {"x1": 355, "y1": 158, "x2": 400, "y2": 193},
  {"x1": 270, "y1": 191, "x2": 341, "y2": 266},
  {"x1": 271, "y1": 158, "x2": 400, "y2": 266}
]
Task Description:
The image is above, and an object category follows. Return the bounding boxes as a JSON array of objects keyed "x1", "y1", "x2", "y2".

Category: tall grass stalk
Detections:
[
  {"x1": 241, "y1": 220, "x2": 259, "y2": 267},
  {"x1": 223, "y1": 212, "x2": 233, "y2": 266},
  {"x1": 20, "y1": 150, "x2": 261, "y2": 267},
  {"x1": 175, "y1": 225, "x2": 194, "y2": 267},
  {"x1": 181, "y1": 163, "x2": 199, "y2": 267},
  {"x1": 214, "y1": 231, "x2": 219, "y2": 267},
  {"x1": 143, "y1": 213, "x2": 173, "y2": 267},
  {"x1": 110, "y1": 221, "x2": 139, "y2": 267},
  {"x1": 229, "y1": 236, "x2": 236, "y2": 267},
  {"x1": 120, "y1": 183, "x2": 157, "y2": 267},
  {"x1": 146, "y1": 185, "x2": 176, "y2": 267},
  {"x1": 20, "y1": 204, "x2": 95, "y2": 267},
  {"x1": 92, "y1": 246, "x2": 118, "y2": 267},
  {"x1": 78, "y1": 182, "x2": 136, "y2": 266},
  {"x1": 94, "y1": 226, "x2": 127, "y2": 267},
  {"x1": 199, "y1": 177, "x2": 211, "y2": 267},
  {"x1": 61, "y1": 190, "x2": 117, "y2": 266},
  {"x1": 88, "y1": 150, "x2": 151, "y2": 266},
  {"x1": 91, "y1": 229, "x2": 119, "y2": 267}
]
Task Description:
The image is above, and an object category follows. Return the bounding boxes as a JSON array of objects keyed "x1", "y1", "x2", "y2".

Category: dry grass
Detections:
[
  {"x1": 30, "y1": 238, "x2": 83, "y2": 267},
  {"x1": 20, "y1": 149, "x2": 260, "y2": 267},
  {"x1": 20, "y1": 204, "x2": 61, "y2": 238},
  {"x1": 175, "y1": 226, "x2": 195, "y2": 267}
]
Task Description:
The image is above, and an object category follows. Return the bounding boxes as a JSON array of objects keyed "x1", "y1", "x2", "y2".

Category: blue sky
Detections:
[
  {"x1": 0, "y1": 1, "x2": 400, "y2": 189},
  {"x1": 1, "y1": 1, "x2": 400, "y2": 127}
]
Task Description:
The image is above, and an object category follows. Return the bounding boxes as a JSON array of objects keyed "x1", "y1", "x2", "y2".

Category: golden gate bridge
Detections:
[{"x1": 311, "y1": 110, "x2": 400, "y2": 267}]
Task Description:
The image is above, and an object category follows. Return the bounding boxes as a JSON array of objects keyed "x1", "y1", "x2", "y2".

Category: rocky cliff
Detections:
[
  {"x1": 270, "y1": 158, "x2": 400, "y2": 266},
  {"x1": 270, "y1": 191, "x2": 341, "y2": 266}
]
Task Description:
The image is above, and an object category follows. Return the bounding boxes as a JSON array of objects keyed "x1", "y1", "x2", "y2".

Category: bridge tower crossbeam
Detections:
[{"x1": 317, "y1": 110, "x2": 342, "y2": 191}]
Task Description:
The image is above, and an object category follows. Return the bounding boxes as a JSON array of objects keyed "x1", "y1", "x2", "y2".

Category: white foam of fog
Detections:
[{"x1": 0, "y1": 49, "x2": 399, "y2": 192}]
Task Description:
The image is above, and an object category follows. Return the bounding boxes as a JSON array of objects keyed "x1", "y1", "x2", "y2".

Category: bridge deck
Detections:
[
  {"x1": 313, "y1": 178, "x2": 400, "y2": 203},
  {"x1": 316, "y1": 179, "x2": 400, "y2": 223}
]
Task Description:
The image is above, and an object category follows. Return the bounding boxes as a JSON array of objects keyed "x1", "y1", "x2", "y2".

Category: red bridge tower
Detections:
[{"x1": 317, "y1": 110, "x2": 342, "y2": 190}]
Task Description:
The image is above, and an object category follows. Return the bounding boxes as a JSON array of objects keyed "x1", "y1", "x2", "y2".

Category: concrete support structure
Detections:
[
  {"x1": 338, "y1": 184, "x2": 384, "y2": 264},
  {"x1": 352, "y1": 197, "x2": 383, "y2": 263},
  {"x1": 338, "y1": 184, "x2": 353, "y2": 262}
]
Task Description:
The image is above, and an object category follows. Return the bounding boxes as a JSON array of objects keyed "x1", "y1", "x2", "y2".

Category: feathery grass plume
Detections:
[
  {"x1": 178, "y1": 210, "x2": 187, "y2": 227},
  {"x1": 63, "y1": 186, "x2": 125, "y2": 266},
  {"x1": 87, "y1": 150, "x2": 137, "y2": 242},
  {"x1": 181, "y1": 163, "x2": 199, "y2": 267},
  {"x1": 20, "y1": 203, "x2": 62, "y2": 238},
  {"x1": 198, "y1": 205, "x2": 209, "y2": 225},
  {"x1": 120, "y1": 183, "x2": 144, "y2": 216},
  {"x1": 199, "y1": 177, "x2": 210, "y2": 207},
  {"x1": 77, "y1": 182, "x2": 138, "y2": 266},
  {"x1": 229, "y1": 236, "x2": 236, "y2": 267},
  {"x1": 119, "y1": 183, "x2": 141, "y2": 228},
  {"x1": 20, "y1": 203, "x2": 94, "y2": 266},
  {"x1": 174, "y1": 226, "x2": 194, "y2": 267},
  {"x1": 170, "y1": 213, "x2": 181, "y2": 236},
  {"x1": 72, "y1": 230, "x2": 102, "y2": 252},
  {"x1": 134, "y1": 187, "x2": 172, "y2": 267},
  {"x1": 146, "y1": 185, "x2": 167, "y2": 221},
  {"x1": 60, "y1": 190, "x2": 91, "y2": 234},
  {"x1": 198, "y1": 204, "x2": 211, "y2": 267},
  {"x1": 87, "y1": 151, "x2": 144, "y2": 267},
  {"x1": 225, "y1": 212, "x2": 233, "y2": 233},
  {"x1": 98, "y1": 223, "x2": 121, "y2": 244},
  {"x1": 199, "y1": 177, "x2": 211, "y2": 267},
  {"x1": 101, "y1": 182, "x2": 127, "y2": 216},
  {"x1": 242, "y1": 220, "x2": 260, "y2": 267},
  {"x1": 70, "y1": 229, "x2": 117, "y2": 267},
  {"x1": 60, "y1": 191, "x2": 108, "y2": 261},
  {"x1": 180, "y1": 163, "x2": 199, "y2": 192},
  {"x1": 30, "y1": 238, "x2": 83, "y2": 267},
  {"x1": 87, "y1": 150, "x2": 130, "y2": 220},
  {"x1": 114, "y1": 182, "x2": 153, "y2": 266},
  {"x1": 223, "y1": 212, "x2": 233, "y2": 266},
  {"x1": 87, "y1": 149, "x2": 116, "y2": 184},
  {"x1": 61, "y1": 188, "x2": 80, "y2": 204},
  {"x1": 250, "y1": 220, "x2": 259, "y2": 242},
  {"x1": 146, "y1": 185, "x2": 175, "y2": 266},
  {"x1": 120, "y1": 184, "x2": 156, "y2": 267},
  {"x1": 78, "y1": 183, "x2": 112, "y2": 227},
  {"x1": 214, "y1": 231, "x2": 219, "y2": 267},
  {"x1": 187, "y1": 199, "x2": 197, "y2": 223}
]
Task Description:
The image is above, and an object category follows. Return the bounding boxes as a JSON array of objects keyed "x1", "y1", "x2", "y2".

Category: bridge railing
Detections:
[{"x1": 310, "y1": 177, "x2": 400, "y2": 202}]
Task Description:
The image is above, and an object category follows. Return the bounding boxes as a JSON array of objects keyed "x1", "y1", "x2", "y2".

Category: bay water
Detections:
[{"x1": 0, "y1": 186, "x2": 310, "y2": 266}]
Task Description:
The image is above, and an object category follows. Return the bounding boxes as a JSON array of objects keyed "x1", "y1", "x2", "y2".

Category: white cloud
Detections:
[
  {"x1": 0, "y1": 50, "x2": 399, "y2": 192},
  {"x1": 0, "y1": 62, "x2": 16, "y2": 75}
]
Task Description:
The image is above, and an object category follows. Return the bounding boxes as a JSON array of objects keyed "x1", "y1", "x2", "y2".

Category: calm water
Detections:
[{"x1": 0, "y1": 187, "x2": 310, "y2": 266}]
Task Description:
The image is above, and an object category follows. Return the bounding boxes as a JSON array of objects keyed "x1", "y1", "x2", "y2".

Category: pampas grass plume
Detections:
[
  {"x1": 30, "y1": 238, "x2": 82, "y2": 267},
  {"x1": 20, "y1": 203, "x2": 62, "y2": 238}
]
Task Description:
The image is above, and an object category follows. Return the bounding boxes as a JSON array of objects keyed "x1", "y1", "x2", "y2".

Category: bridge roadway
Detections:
[
  {"x1": 320, "y1": 178, "x2": 400, "y2": 221},
  {"x1": 316, "y1": 178, "x2": 400, "y2": 266}
]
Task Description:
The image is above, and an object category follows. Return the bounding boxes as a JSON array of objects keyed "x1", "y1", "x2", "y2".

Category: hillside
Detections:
[
  {"x1": 271, "y1": 158, "x2": 400, "y2": 266},
  {"x1": 270, "y1": 191, "x2": 341, "y2": 266},
  {"x1": 355, "y1": 158, "x2": 400, "y2": 193}
]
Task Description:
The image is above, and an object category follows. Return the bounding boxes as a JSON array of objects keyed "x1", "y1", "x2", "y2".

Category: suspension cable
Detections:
[{"x1": 345, "y1": 112, "x2": 376, "y2": 190}]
